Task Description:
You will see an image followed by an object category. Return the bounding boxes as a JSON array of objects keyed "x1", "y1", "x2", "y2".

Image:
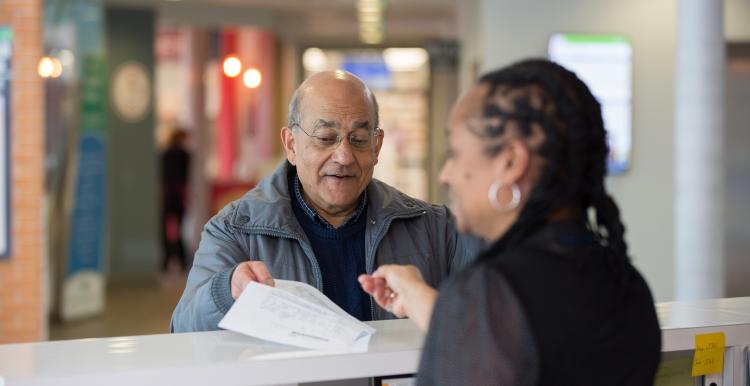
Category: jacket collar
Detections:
[{"x1": 228, "y1": 161, "x2": 427, "y2": 231}]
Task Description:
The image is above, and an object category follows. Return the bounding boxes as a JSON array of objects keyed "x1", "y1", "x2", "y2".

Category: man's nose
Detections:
[{"x1": 330, "y1": 138, "x2": 355, "y2": 165}]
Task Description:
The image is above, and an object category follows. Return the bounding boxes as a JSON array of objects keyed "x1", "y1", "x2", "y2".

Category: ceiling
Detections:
[
  {"x1": 107, "y1": 0, "x2": 457, "y2": 13},
  {"x1": 105, "y1": 0, "x2": 463, "y2": 44}
]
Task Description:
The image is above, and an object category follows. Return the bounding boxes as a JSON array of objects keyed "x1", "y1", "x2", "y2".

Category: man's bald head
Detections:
[
  {"x1": 280, "y1": 70, "x2": 384, "y2": 228},
  {"x1": 287, "y1": 70, "x2": 379, "y2": 131}
]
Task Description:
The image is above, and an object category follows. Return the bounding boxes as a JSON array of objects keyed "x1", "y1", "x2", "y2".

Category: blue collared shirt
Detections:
[
  {"x1": 290, "y1": 171, "x2": 372, "y2": 321},
  {"x1": 293, "y1": 174, "x2": 368, "y2": 229}
]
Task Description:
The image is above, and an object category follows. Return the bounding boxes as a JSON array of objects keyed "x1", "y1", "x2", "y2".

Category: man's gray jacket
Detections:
[{"x1": 171, "y1": 162, "x2": 479, "y2": 332}]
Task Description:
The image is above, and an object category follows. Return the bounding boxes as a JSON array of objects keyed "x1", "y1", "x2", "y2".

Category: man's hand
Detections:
[{"x1": 231, "y1": 261, "x2": 275, "y2": 299}]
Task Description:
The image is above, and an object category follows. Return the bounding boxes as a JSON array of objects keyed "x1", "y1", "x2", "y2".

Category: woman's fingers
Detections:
[
  {"x1": 359, "y1": 274, "x2": 397, "y2": 311},
  {"x1": 358, "y1": 275, "x2": 372, "y2": 293},
  {"x1": 361, "y1": 266, "x2": 426, "y2": 317}
]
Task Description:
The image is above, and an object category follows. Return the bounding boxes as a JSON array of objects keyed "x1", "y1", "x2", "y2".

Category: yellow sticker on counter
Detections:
[{"x1": 691, "y1": 332, "x2": 725, "y2": 376}]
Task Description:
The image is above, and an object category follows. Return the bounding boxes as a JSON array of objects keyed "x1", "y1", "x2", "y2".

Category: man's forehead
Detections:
[
  {"x1": 303, "y1": 84, "x2": 370, "y2": 105},
  {"x1": 311, "y1": 118, "x2": 371, "y2": 130},
  {"x1": 300, "y1": 69, "x2": 364, "y2": 89},
  {"x1": 301, "y1": 92, "x2": 374, "y2": 125}
]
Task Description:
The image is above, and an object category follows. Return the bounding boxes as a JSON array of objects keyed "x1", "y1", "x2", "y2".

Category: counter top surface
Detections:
[
  {"x1": 657, "y1": 296, "x2": 750, "y2": 329},
  {"x1": 3, "y1": 297, "x2": 750, "y2": 385},
  {"x1": 0, "y1": 319, "x2": 424, "y2": 386}
]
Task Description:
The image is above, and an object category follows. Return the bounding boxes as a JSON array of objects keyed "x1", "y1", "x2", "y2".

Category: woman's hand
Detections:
[{"x1": 359, "y1": 265, "x2": 438, "y2": 331}]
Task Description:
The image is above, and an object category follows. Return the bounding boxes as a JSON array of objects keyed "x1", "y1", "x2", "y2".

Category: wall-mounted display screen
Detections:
[{"x1": 548, "y1": 33, "x2": 632, "y2": 175}]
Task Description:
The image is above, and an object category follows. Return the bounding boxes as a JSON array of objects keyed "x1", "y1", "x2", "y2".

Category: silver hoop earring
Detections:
[{"x1": 488, "y1": 181, "x2": 521, "y2": 212}]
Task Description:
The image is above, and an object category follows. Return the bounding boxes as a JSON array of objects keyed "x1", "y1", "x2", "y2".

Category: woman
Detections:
[{"x1": 359, "y1": 59, "x2": 661, "y2": 385}]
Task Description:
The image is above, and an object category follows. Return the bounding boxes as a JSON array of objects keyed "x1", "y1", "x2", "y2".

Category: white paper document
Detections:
[{"x1": 218, "y1": 280, "x2": 376, "y2": 350}]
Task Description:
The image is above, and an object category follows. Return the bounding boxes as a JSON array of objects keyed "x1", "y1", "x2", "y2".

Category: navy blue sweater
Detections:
[{"x1": 289, "y1": 177, "x2": 372, "y2": 321}]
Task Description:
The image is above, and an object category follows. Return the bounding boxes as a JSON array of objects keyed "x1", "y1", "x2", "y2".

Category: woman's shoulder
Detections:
[{"x1": 439, "y1": 259, "x2": 516, "y2": 301}]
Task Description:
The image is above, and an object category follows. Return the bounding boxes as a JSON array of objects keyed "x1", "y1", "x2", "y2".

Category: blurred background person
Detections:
[
  {"x1": 161, "y1": 128, "x2": 191, "y2": 274},
  {"x1": 360, "y1": 59, "x2": 661, "y2": 385}
]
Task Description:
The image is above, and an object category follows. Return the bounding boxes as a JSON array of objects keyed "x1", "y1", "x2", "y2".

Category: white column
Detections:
[
  {"x1": 674, "y1": 0, "x2": 726, "y2": 300},
  {"x1": 184, "y1": 27, "x2": 210, "y2": 257}
]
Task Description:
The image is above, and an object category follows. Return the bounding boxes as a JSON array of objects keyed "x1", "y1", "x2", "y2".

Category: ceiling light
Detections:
[
  {"x1": 383, "y1": 48, "x2": 428, "y2": 71},
  {"x1": 243, "y1": 68, "x2": 262, "y2": 89},
  {"x1": 222, "y1": 56, "x2": 242, "y2": 78},
  {"x1": 303, "y1": 48, "x2": 328, "y2": 72},
  {"x1": 357, "y1": 0, "x2": 385, "y2": 45},
  {"x1": 38, "y1": 56, "x2": 62, "y2": 78}
]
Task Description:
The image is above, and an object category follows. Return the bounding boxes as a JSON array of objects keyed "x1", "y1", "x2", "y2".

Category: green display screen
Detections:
[{"x1": 549, "y1": 33, "x2": 633, "y2": 175}]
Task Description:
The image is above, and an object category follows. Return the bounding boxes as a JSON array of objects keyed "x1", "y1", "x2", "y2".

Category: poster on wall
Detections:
[
  {"x1": 57, "y1": 1, "x2": 108, "y2": 321},
  {"x1": 548, "y1": 33, "x2": 633, "y2": 175},
  {"x1": 62, "y1": 55, "x2": 107, "y2": 321},
  {"x1": 0, "y1": 27, "x2": 11, "y2": 259}
]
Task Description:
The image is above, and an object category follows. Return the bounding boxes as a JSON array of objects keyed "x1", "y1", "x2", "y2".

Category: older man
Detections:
[{"x1": 171, "y1": 70, "x2": 478, "y2": 332}]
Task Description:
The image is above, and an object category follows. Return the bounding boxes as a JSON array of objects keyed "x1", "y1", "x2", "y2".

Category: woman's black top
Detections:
[{"x1": 417, "y1": 220, "x2": 661, "y2": 386}]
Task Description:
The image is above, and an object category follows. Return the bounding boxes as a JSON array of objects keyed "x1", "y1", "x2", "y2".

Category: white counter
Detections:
[
  {"x1": 1, "y1": 297, "x2": 750, "y2": 386},
  {"x1": 657, "y1": 297, "x2": 750, "y2": 386},
  {"x1": 0, "y1": 319, "x2": 423, "y2": 386},
  {"x1": 658, "y1": 296, "x2": 750, "y2": 352}
]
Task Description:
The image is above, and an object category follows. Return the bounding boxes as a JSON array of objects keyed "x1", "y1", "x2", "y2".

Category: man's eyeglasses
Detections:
[{"x1": 293, "y1": 124, "x2": 383, "y2": 151}]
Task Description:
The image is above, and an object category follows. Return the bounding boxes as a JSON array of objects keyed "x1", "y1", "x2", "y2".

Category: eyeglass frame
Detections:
[{"x1": 291, "y1": 123, "x2": 383, "y2": 151}]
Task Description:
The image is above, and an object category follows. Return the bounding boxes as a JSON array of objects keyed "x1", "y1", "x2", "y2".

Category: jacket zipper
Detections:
[{"x1": 366, "y1": 209, "x2": 427, "y2": 319}]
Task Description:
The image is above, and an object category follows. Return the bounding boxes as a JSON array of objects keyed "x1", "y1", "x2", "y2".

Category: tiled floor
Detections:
[{"x1": 49, "y1": 273, "x2": 186, "y2": 341}]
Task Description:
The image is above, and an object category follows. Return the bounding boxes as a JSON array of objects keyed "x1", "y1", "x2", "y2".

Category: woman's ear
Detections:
[{"x1": 495, "y1": 139, "x2": 530, "y2": 185}]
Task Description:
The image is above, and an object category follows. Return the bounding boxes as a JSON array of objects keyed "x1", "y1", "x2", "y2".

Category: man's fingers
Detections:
[
  {"x1": 248, "y1": 261, "x2": 274, "y2": 286},
  {"x1": 231, "y1": 261, "x2": 274, "y2": 299},
  {"x1": 231, "y1": 266, "x2": 253, "y2": 299}
]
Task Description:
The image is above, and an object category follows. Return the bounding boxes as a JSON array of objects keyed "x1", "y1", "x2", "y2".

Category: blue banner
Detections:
[
  {"x1": 50, "y1": 0, "x2": 108, "y2": 320},
  {"x1": 0, "y1": 26, "x2": 11, "y2": 259},
  {"x1": 66, "y1": 134, "x2": 106, "y2": 274}
]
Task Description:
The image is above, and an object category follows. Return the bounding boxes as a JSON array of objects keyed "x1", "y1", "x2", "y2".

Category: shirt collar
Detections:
[{"x1": 293, "y1": 173, "x2": 367, "y2": 230}]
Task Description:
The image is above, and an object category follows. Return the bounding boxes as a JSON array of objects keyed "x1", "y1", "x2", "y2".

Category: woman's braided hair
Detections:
[{"x1": 474, "y1": 59, "x2": 628, "y2": 261}]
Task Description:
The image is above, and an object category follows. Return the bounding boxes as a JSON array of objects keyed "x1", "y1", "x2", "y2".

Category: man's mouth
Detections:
[{"x1": 325, "y1": 174, "x2": 355, "y2": 179}]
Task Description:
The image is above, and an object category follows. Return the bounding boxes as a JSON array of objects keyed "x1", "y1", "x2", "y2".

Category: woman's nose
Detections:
[{"x1": 438, "y1": 162, "x2": 450, "y2": 185}]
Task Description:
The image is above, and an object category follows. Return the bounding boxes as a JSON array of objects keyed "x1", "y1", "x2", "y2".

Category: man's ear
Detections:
[
  {"x1": 281, "y1": 127, "x2": 297, "y2": 165},
  {"x1": 373, "y1": 129, "x2": 384, "y2": 165},
  {"x1": 495, "y1": 139, "x2": 530, "y2": 186}
]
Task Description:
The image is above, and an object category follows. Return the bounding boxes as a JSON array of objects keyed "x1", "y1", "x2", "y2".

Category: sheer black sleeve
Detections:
[{"x1": 417, "y1": 265, "x2": 540, "y2": 386}]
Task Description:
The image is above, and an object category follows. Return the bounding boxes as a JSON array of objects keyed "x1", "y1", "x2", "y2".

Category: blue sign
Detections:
[
  {"x1": 66, "y1": 134, "x2": 106, "y2": 274},
  {"x1": 0, "y1": 27, "x2": 11, "y2": 259},
  {"x1": 342, "y1": 57, "x2": 391, "y2": 91}
]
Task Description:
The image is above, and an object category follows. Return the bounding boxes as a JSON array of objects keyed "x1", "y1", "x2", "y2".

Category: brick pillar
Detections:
[{"x1": 0, "y1": 0, "x2": 46, "y2": 343}]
